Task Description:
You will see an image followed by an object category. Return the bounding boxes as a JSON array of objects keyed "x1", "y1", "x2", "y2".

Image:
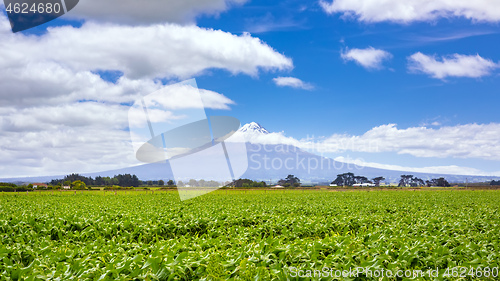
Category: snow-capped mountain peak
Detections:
[{"x1": 238, "y1": 122, "x2": 269, "y2": 134}]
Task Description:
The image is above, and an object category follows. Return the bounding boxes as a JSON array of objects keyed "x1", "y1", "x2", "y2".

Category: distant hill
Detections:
[
  {"x1": 2, "y1": 122, "x2": 499, "y2": 184},
  {"x1": 1, "y1": 142, "x2": 498, "y2": 184}
]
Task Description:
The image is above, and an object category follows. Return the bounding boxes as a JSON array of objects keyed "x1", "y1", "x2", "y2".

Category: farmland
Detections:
[{"x1": 0, "y1": 190, "x2": 499, "y2": 280}]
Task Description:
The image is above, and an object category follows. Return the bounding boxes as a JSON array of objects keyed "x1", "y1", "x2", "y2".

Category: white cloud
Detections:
[
  {"x1": 68, "y1": 0, "x2": 248, "y2": 24},
  {"x1": 341, "y1": 47, "x2": 392, "y2": 70},
  {"x1": 0, "y1": 13, "x2": 294, "y2": 178},
  {"x1": 0, "y1": 102, "x2": 138, "y2": 177},
  {"x1": 320, "y1": 0, "x2": 500, "y2": 23},
  {"x1": 319, "y1": 123, "x2": 500, "y2": 161},
  {"x1": 235, "y1": 123, "x2": 500, "y2": 162},
  {"x1": 408, "y1": 52, "x2": 498, "y2": 79},
  {"x1": 0, "y1": 17, "x2": 292, "y2": 80},
  {"x1": 273, "y1": 77, "x2": 314, "y2": 90},
  {"x1": 334, "y1": 157, "x2": 498, "y2": 176}
]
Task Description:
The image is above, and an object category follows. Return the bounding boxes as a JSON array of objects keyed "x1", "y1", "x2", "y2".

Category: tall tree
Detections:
[
  {"x1": 399, "y1": 175, "x2": 425, "y2": 187},
  {"x1": 332, "y1": 173, "x2": 356, "y2": 186},
  {"x1": 427, "y1": 178, "x2": 451, "y2": 187},
  {"x1": 354, "y1": 176, "x2": 370, "y2": 184},
  {"x1": 399, "y1": 175, "x2": 414, "y2": 187},
  {"x1": 372, "y1": 177, "x2": 385, "y2": 187},
  {"x1": 278, "y1": 175, "x2": 301, "y2": 187}
]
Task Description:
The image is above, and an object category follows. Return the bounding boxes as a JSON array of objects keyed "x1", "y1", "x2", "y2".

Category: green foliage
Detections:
[
  {"x1": 427, "y1": 177, "x2": 451, "y2": 187},
  {"x1": 399, "y1": 175, "x2": 425, "y2": 187},
  {"x1": 0, "y1": 183, "x2": 30, "y2": 192},
  {"x1": 332, "y1": 172, "x2": 355, "y2": 186},
  {"x1": 71, "y1": 180, "x2": 86, "y2": 190},
  {"x1": 52, "y1": 173, "x2": 141, "y2": 187},
  {"x1": 0, "y1": 191, "x2": 499, "y2": 280},
  {"x1": 229, "y1": 179, "x2": 267, "y2": 188},
  {"x1": 278, "y1": 175, "x2": 300, "y2": 187}
]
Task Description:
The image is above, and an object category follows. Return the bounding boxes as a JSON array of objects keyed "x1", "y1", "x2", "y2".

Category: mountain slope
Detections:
[
  {"x1": 1, "y1": 123, "x2": 499, "y2": 184},
  {"x1": 237, "y1": 122, "x2": 269, "y2": 134}
]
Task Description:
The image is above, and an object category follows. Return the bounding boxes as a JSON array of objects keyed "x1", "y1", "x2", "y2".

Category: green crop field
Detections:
[{"x1": 0, "y1": 190, "x2": 499, "y2": 280}]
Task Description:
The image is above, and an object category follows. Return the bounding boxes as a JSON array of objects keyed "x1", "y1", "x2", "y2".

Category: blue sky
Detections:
[
  {"x1": 201, "y1": 1, "x2": 500, "y2": 175},
  {"x1": 1, "y1": 0, "x2": 500, "y2": 177},
  {"x1": 198, "y1": 1, "x2": 500, "y2": 135}
]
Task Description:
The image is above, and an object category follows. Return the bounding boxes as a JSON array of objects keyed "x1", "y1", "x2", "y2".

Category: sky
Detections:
[{"x1": 1, "y1": 0, "x2": 500, "y2": 178}]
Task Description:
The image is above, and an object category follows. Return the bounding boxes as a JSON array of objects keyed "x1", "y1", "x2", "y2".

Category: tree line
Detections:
[
  {"x1": 50, "y1": 174, "x2": 142, "y2": 188},
  {"x1": 331, "y1": 173, "x2": 451, "y2": 187},
  {"x1": 50, "y1": 174, "x2": 176, "y2": 188},
  {"x1": 331, "y1": 173, "x2": 385, "y2": 186}
]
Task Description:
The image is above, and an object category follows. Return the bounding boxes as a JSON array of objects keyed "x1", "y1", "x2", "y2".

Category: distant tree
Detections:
[
  {"x1": 63, "y1": 180, "x2": 71, "y2": 187},
  {"x1": 372, "y1": 177, "x2": 385, "y2": 187},
  {"x1": 354, "y1": 176, "x2": 371, "y2": 184},
  {"x1": 413, "y1": 177, "x2": 425, "y2": 187},
  {"x1": 94, "y1": 176, "x2": 105, "y2": 186},
  {"x1": 72, "y1": 180, "x2": 86, "y2": 190},
  {"x1": 490, "y1": 180, "x2": 500, "y2": 186},
  {"x1": 278, "y1": 175, "x2": 301, "y2": 187},
  {"x1": 229, "y1": 179, "x2": 267, "y2": 188},
  {"x1": 399, "y1": 175, "x2": 413, "y2": 187},
  {"x1": 427, "y1": 177, "x2": 450, "y2": 187},
  {"x1": 399, "y1": 175, "x2": 425, "y2": 187},
  {"x1": 188, "y1": 179, "x2": 198, "y2": 187},
  {"x1": 332, "y1": 173, "x2": 355, "y2": 186},
  {"x1": 158, "y1": 180, "x2": 164, "y2": 186},
  {"x1": 167, "y1": 180, "x2": 175, "y2": 186},
  {"x1": 177, "y1": 181, "x2": 184, "y2": 187}
]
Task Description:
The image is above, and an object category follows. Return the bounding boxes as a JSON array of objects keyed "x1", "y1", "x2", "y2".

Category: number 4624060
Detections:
[{"x1": 5, "y1": 2, "x2": 62, "y2": 14}]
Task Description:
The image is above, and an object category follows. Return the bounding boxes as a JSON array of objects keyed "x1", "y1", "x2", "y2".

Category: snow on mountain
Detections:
[{"x1": 237, "y1": 122, "x2": 269, "y2": 134}]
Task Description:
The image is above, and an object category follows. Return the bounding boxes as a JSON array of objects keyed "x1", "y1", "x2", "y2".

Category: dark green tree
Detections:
[
  {"x1": 332, "y1": 173, "x2": 355, "y2": 186},
  {"x1": 372, "y1": 177, "x2": 385, "y2": 187},
  {"x1": 278, "y1": 175, "x2": 301, "y2": 187}
]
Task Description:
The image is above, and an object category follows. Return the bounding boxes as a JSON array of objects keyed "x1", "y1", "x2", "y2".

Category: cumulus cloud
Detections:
[
  {"x1": 320, "y1": 0, "x2": 500, "y2": 23},
  {"x1": 68, "y1": 0, "x2": 248, "y2": 24},
  {"x1": 408, "y1": 52, "x2": 499, "y2": 79},
  {"x1": 0, "y1": 17, "x2": 292, "y2": 80},
  {"x1": 319, "y1": 123, "x2": 500, "y2": 161},
  {"x1": 235, "y1": 123, "x2": 500, "y2": 162},
  {"x1": 341, "y1": 47, "x2": 392, "y2": 70},
  {"x1": 334, "y1": 157, "x2": 498, "y2": 177},
  {"x1": 273, "y1": 77, "x2": 314, "y2": 90},
  {"x1": 0, "y1": 13, "x2": 293, "y2": 178}
]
